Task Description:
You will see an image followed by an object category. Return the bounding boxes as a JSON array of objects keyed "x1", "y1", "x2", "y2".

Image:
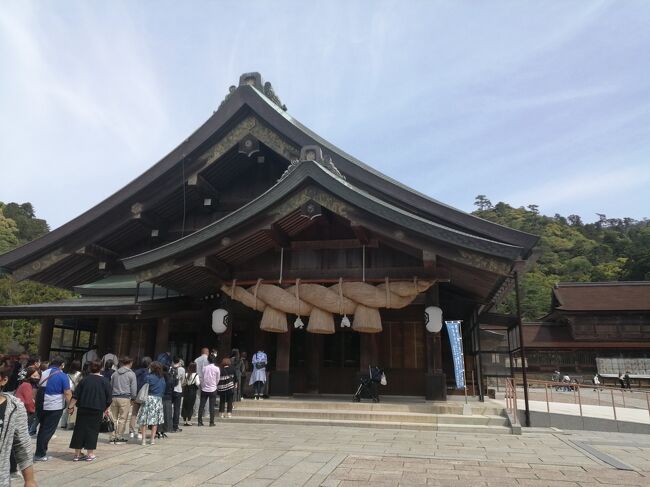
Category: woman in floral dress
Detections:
[{"x1": 136, "y1": 361, "x2": 165, "y2": 445}]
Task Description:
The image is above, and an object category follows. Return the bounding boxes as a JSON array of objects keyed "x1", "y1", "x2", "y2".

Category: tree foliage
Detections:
[
  {"x1": 473, "y1": 197, "x2": 650, "y2": 320},
  {"x1": 0, "y1": 201, "x2": 72, "y2": 354}
]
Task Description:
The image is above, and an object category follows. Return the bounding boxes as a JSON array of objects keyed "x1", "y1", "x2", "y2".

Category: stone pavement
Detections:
[{"x1": 17, "y1": 423, "x2": 650, "y2": 487}]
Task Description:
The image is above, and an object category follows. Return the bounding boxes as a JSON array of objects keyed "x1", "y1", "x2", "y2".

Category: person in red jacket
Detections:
[{"x1": 15, "y1": 366, "x2": 40, "y2": 435}]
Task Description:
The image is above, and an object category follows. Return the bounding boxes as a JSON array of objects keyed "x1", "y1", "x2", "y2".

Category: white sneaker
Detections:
[
  {"x1": 137, "y1": 433, "x2": 142, "y2": 440},
  {"x1": 129, "y1": 432, "x2": 135, "y2": 438},
  {"x1": 227, "y1": 413, "x2": 232, "y2": 418},
  {"x1": 220, "y1": 413, "x2": 225, "y2": 419}
]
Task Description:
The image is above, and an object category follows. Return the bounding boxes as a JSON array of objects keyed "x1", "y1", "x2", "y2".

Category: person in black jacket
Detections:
[
  {"x1": 160, "y1": 365, "x2": 173, "y2": 437},
  {"x1": 67, "y1": 361, "x2": 112, "y2": 461}
]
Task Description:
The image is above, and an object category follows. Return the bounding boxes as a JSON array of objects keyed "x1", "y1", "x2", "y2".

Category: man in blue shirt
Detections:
[{"x1": 35, "y1": 356, "x2": 72, "y2": 461}]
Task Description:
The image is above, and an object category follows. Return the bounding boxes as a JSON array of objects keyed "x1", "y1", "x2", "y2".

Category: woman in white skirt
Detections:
[
  {"x1": 136, "y1": 361, "x2": 166, "y2": 445},
  {"x1": 249, "y1": 350, "x2": 267, "y2": 400}
]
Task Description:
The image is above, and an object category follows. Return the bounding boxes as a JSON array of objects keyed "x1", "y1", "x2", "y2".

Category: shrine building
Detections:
[{"x1": 0, "y1": 73, "x2": 539, "y2": 400}]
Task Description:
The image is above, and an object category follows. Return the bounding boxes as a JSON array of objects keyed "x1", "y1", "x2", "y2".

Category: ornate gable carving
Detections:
[
  {"x1": 278, "y1": 145, "x2": 345, "y2": 182},
  {"x1": 219, "y1": 72, "x2": 287, "y2": 111}
]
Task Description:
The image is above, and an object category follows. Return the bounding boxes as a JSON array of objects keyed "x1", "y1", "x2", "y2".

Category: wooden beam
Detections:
[
  {"x1": 290, "y1": 238, "x2": 378, "y2": 251},
  {"x1": 348, "y1": 210, "x2": 512, "y2": 276},
  {"x1": 131, "y1": 209, "x2": 162, "y2": 231},
  {"x1": 265, "y1": 223, "x2": 290, "y2": 248},
  {"x1": 443, "y1": 285, "x2": 489, "y2": 304},
  {"x1": 422, "y1": 249, "x2": 436, "y2": 268},
  {"x1": 194, "y1": 256, "x2": 231, "y2": 279},
  {"x1": 376, "y1": 236, "x2": 422, "y2": 259},
  {"x1": 478, "y1": 312, "x2": 519, "y2": 328},
  {"x1": 75, "y1": 244, "x2": 118, "y2": 261},
  {"x1": 187, "y1": 173, "x2": 220, "y2": 203},
  {"x1": 351, "y1": 225, "x2": 371, "y2": 245},
  {"x1": 232, "y1": 266, "x2": 449, "y2": 283},
  {"x1": 12, "y1": 248, "x2": 70, "y2": 281},
  {"x1": 135, "y1": 259, "x2": 181, "y2": 283}
]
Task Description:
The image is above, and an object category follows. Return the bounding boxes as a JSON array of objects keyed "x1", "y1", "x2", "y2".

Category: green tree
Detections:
[
  {"x1": 474, "y1": 195, "x2": 493, "y2": 211},
  {"x1": 0, "y1": 202, "x2": 72, "y2": 354},
  {"x1": 2, "y1": 202, "x2": 49, "y2": 243},
  {"x1": 472, "y1": 195, "x2": 649, "y2": 320},
  {"x1": 0, "y1": 205, "x2": 20, "y2": 253}
]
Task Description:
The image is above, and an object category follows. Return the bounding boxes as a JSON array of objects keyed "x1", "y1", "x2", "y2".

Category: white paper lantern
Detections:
[
  {"x1": 425, "y1": 306, "x2": 443, "y2": 333},
  {"x1": 212, "y1": 308, "x2": 230, "y2": 334}
]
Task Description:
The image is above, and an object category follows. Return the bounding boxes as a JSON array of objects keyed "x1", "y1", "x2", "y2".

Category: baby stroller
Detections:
[{"x1": 353, "y1": 366, "x2": 387, "y2": 403}]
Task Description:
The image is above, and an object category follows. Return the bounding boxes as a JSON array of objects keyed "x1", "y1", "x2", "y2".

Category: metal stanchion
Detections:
[
  {"x1": 577, "y1": 384, "x2": 584, "y2": 429},
  {"x1": 611, "y1": 389, "x2": 619, "y2": 432}
]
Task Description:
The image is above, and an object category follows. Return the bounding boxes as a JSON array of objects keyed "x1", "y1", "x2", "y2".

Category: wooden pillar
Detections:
[
  {"x1": 425, "y1": 285, "x2": 446, "y2": 400},
  {"x1": 155, "y1": 317, "x2": 170, "y2": 357},
  {"x1": 272, "y1": 327, "x2": 291, "y2": 396},
  {"x1": 38, "y1": 318, "x2": 54, "y2": 361},
  {"x1": 306, "y1": 333, "x2": 321, "y2": 393},
  {"x1": 217, "y1": 320, "x2": 233, "y2": 360},
  {"x1": 360, "y1": 333, "x2": 378, "y2": 371},
  {"x1": 96, "y1": 317, "x2": 113, "y2": 356}
]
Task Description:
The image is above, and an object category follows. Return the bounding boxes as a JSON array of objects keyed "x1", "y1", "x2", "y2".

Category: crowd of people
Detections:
[{"x1": 0, "y1": 346, "x2": 267, "y2": 486}]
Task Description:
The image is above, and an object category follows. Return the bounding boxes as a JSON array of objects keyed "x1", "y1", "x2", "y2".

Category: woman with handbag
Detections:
[
  {"x1": 136, "y1": 361, "x2": 166, "y2": 445},
  {"x1": 61, "y1": 360, "x2": 82, "y2": 430},
  {"x1": 67, "y1": 360, "x2": 112, "y2": 461}
]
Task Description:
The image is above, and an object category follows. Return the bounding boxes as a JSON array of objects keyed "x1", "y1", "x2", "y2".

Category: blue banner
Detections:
[{"x1": 445, "y1": 320, "x2": 465, "y2": 390}]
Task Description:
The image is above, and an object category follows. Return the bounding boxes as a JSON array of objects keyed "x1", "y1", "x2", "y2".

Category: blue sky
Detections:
[{"x1": 1, "y1": 1, "x2": 649, "y2": 230}]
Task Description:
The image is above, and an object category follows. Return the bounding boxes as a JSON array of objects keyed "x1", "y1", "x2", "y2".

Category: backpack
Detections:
[
  {"x1": 170, "y1": 366, "x2": 180, "y2": 388},
  {"x1": 156, "y1": 352, "x2": 172, "y2": 367}
]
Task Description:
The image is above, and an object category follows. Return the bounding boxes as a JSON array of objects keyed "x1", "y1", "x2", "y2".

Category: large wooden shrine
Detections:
[{"x1": 0, "y1": 73, "x2": 538, "y2": 399}]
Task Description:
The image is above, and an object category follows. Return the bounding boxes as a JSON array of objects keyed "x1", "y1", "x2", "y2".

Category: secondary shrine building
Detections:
[{"x1": 0, "y1": 73, "x2": 538, "y2": 400}]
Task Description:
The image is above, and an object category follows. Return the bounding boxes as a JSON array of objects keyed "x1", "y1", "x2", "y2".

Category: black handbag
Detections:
[
  {"x1": 255, "y1": 362, "x2": 266, "y2": 370},
  {"x1": 99, "y1": 413, "x2": 115, "y2": 433}
]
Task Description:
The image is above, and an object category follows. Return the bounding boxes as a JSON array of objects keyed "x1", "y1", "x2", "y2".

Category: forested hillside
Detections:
[
  {"x1": 472, "y1": 195, "x2": 650, "y2": 320},
  {"x1": 0, "y1": 202, "x2": 73, "y2": 353}
]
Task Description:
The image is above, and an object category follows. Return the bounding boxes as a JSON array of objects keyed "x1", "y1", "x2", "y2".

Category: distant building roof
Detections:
[
  {"x1": 0, "y1": 295, "x2": 193, "y2": 319},
  {"x1": 552, "y1": 281, "x2": 650, "y2": 312}
]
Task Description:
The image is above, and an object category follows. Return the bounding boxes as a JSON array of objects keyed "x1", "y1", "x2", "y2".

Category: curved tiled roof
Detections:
[
  {"x1": 0, "y1": 74, "x2": 537, "y2": 273},
  {"x1": 122, "y1": 160, "x2": 524, "y2": 270},
  {"x1": 553, "y1": 282, "x2": 650, "y2": 312}
]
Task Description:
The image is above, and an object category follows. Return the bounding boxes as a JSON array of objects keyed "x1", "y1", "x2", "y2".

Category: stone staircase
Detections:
[{"x1": 225, "y1": 397, "x2": 514, "y2": 434}]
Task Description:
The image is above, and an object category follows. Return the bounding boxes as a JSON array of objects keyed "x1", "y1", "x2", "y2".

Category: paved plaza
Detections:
[{"x1": 17, "y1": 422, "x2": 650, "y2": 487}]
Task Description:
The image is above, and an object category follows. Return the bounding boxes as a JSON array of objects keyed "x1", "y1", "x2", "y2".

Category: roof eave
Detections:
[{"x1": 122, "y1": 161, "x2": 525, "y2": 271}]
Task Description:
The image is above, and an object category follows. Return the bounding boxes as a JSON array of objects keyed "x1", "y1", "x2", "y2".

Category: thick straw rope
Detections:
[{"x1": 220, "y1": 279, "x2": 434, "y2": 334}]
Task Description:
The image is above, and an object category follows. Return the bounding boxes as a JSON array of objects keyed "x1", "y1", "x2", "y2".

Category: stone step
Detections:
[
  {"x1": 237, "y1": 398, "x2": 504, "y2": 416},
  {"x1": 216, "y1": 415, "x2": 513, "y2": 434},
  {"x1": 232, "y1": 406, "x2": 509, "y2": 427}
]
